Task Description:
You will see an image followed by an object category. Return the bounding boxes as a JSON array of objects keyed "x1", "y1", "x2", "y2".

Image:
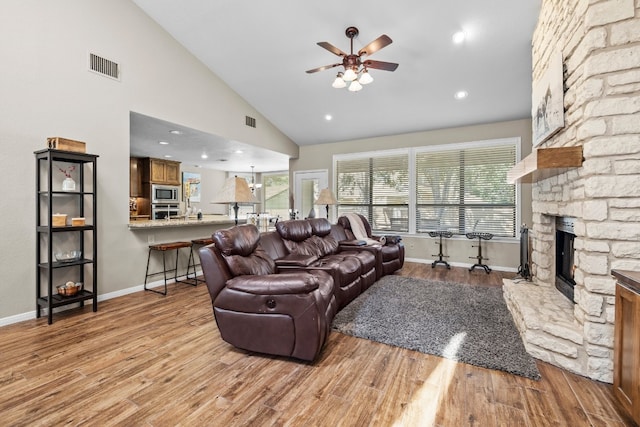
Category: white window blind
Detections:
[
  {"x1": 263, "y1": 172, "x2": 289, "y2": 220},
  {"x1": 416, "y1": 144, "x2": 516, "y2": 237},
  {"x1": 336, "y1": 153, "x2": 409, "y2": 232}
]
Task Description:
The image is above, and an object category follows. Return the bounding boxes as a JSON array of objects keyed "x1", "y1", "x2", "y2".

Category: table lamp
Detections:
[
  {"x1": 211, "y1": 176, "x2": 257, "y2": 225},
  {"x1": 314, "y1": 188, "x2": 338, "y2": 220}
]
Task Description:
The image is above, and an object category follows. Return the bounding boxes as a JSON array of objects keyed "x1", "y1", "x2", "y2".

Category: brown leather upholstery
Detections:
[
  {"x1": 199, "y1": 218, "x2": 403, "y2": 362},
  {"x1": 274, "y1": 218, "x2": 376, "y2": 309},
  {"x1": 337, "y1": 214, "x2": 405, "y2": 277},
  {"x1": 199, "y1": 224, "x2": 337, "y2": 361}
]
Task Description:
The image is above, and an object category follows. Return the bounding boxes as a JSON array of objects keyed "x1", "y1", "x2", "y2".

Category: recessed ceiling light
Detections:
[
  {"x1": 452, "y1": 31, "x2": 466, "y2": 44},
  {"x1": 169, "y1": 130, "x2": 182, "y2": 135},
  {"x1": 234, "y1": 150, "x2": 243, "y2": 154},
  {"x1": 325, "y1": 114, "x2": 332, "y2": 121},
  {"x1": 454, "y1": 90, "x2": 468, "y2": 100},
  {"x1": 164, "y1": 154, "x2": 172, "y2": 158},
  {"x1": 158, "y1": 141, "x2": 169, "y2": 145},
  {"x1": 201, "y1": 153, "x2": 208, "y2": 159}
]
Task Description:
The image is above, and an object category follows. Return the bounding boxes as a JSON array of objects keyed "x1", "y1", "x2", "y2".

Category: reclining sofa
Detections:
[{"x1": 199, "y1": 217, "x2": 404, "y2": 361}]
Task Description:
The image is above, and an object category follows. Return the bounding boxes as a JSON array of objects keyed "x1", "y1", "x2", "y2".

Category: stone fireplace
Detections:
[{"x1": 504, "y1": 0, "x2": 640, "y2": 383}]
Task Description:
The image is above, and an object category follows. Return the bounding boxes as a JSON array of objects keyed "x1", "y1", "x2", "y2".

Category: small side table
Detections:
[
  {"x1": 428, "y1": 230, "x2": 452, "y2": 269},
  {"x1": 466, "y1": 232, "x2": 493, "y2": 274}
]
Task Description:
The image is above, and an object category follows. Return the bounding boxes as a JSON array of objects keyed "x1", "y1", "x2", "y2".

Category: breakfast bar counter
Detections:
[{"x1": 128, "y1": 215, "x2": 239, "y2": 230}]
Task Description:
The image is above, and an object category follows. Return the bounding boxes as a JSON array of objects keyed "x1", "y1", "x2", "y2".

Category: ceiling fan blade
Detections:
[
  {"x1": 317, "y1": 41, "x2": 348, "y2": 57},
  {"x1": 363, "y1": 59, "x2": 399, "y2": 72},
  {"x1": 358, "y1": 35, "x2": 392, "y2": 57},
  {"x1": 306, "y1": 63, "x2": 342, "y2": 74}
]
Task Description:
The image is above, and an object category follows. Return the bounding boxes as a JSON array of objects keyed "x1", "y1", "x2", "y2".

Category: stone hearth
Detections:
[{"x1": 504, "y1": 0, "x2": 640, "y2": 383}]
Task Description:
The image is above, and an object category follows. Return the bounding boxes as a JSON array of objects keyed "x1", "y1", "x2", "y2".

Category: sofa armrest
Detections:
[
  {"x1": 339, "y1": 240, "x2": 367, "y2": 247},
  {"x1": 226, "y1": 273, "x2": 319, "y2": 295},
  {"x1": 377, "y1": 235, "x2": 402, "y2": 245},
  {"x1": 274, "y1": 253, "x2": 319, "y2": 267}
]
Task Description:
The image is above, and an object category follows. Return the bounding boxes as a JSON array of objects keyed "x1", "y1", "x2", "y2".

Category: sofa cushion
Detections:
[
  {"x1": 213, "y1": 225, "x2": 276, "y2": 276},
  {"x1": 310, "y1": 235, "x2": 339, "y2": 256},
  {"x1": 308, "y1": 218, "x2": 332, "y2": 237},
  {"x1": 214, "y1": 224, "x2": 260, "y2": 257},
  {"x1": 276, "y1": 220, "x2": 312, "y2": 242},
  {"x1": 222, "y1": 247, "x2": 276, "y2": 276}
]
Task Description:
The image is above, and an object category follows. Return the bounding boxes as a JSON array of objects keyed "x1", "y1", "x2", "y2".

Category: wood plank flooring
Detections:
[{"x1": 0, "y1": 263, "x2": 634, "y2": 426}]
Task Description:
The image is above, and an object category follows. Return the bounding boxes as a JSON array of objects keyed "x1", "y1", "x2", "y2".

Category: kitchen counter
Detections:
[{"x1": 128, "y1": 215, "x2": 241, "y2": 230}]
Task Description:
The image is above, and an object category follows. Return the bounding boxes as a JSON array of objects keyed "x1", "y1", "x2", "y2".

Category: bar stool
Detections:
[
  {"x1": 186, "y1": 237, "x2": 214, "y2": 285},
  {"x1": 144, "y1": 241, "x2": 193, "y2": 295},
  {"x1": 466, "y1": 232, "x2": 493, "y2": 274},
  {"x1": 428, "y1": 230, "x2": 452, "y2": 269}
]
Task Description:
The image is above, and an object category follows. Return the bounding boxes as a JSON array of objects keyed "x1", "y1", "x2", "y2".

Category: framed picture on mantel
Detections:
[{"x1": 532, "y1": 50, "x2": 565, "y2": 147}]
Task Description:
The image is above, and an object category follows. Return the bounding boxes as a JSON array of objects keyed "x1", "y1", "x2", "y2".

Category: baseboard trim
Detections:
[
  {"x1": 405, "y1": 257, "x2": 517, "y2": 273},
  {"x1": 0, "y1": 271, "x2": 202, "y2": 327}
]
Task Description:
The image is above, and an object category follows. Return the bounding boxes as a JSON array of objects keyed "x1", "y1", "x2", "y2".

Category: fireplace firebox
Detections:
[{"x1": 555, "y1": 216, "x2": 576, "y2": 302}]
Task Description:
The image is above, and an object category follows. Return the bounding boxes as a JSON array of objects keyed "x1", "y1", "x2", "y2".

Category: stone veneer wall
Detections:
[{"x1": 514, "y1": 0, "x2": 640, "y2": 383}]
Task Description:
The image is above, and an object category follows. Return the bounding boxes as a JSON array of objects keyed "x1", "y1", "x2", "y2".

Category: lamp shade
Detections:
[
  {"x1": 211, "y1": 176, "x2": 257, "y2": 204},
  {"x1": 314, "y1": 188, "x2": 337, "y2": 205}
]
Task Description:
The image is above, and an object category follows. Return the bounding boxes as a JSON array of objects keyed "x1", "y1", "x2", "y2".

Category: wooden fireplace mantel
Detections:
[{"x1": 507, "y1": 146, "x2": 583, "y2": 184}]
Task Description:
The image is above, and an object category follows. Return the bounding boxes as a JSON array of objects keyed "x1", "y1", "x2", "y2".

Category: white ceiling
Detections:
[
  {"x1": 130, "y1": 0, "x2": 540, "y2": 170},
  {"x1": 129, "y1": 112, "x2": 290, "y2": 173}
]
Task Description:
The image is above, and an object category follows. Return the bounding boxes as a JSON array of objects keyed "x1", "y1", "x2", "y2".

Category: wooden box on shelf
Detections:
[
  {"x1": 52, "y1": 214, "x2": 67, "y2": 227},
  {"x1": 46, "y1": 137, "x2": 86, "y2": 153}
]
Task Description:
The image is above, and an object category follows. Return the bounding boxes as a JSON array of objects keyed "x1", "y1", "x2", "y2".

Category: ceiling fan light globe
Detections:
[
  {"x1": 359, "y1": 70, "x2": 374, "y2": 85},
  {"x1": 332, "y1": 75, "x2": 346, "y2": 88},
  {"x1": 343, "y1": 68, "x2": 357, "y2": 82},
  {"x1": 348, "y1": 80, "x2": 363, "y2": 92}
]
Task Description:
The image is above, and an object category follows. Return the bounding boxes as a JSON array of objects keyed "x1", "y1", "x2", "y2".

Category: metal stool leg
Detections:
[{"x1": 184, "y1": 246, "x2": 199, "y2": 286}]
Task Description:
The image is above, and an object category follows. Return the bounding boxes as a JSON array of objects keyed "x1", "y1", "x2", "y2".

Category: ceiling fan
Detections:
[{"x1": 306, "y1": 26, "x2": 399, "y2": 91}]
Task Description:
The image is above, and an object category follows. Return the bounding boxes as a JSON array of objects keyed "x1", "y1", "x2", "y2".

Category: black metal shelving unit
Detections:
[{"x1": 35, "y1": 149, "x2": 98, "y2": 324}]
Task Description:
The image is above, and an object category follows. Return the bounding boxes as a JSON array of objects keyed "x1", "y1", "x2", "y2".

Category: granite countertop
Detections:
[
  {"x1": 612, "y1": 269, "x2": 640, "y2": 294},
  {"x1": 128, "y1": 215, "x2": 241, "y2": 230}
]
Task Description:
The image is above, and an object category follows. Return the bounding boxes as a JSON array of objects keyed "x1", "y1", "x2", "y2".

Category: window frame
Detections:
[{"x1": 333, "y1": 137, "x2": 521, "y2": 238}]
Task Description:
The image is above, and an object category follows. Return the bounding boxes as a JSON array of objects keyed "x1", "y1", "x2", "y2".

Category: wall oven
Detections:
[
  {"x1": 152, "y1": 204, "x2": 181, "y2": 220},
  {"x1": 151, "y1": 184, "x2": 180, "y2": 204}
]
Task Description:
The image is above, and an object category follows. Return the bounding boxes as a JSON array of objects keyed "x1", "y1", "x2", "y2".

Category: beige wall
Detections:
[
  {"x1": 0, "y1": 0, "x2": 297, "y2": 321},
  {"x1": 291, "y1": 119, "x2": 534, "y2": 269}
]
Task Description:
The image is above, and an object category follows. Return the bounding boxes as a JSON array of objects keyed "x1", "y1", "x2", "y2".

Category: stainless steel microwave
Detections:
[{"x1": 151, "y1": 184, "x2": 180, "y2": 204}]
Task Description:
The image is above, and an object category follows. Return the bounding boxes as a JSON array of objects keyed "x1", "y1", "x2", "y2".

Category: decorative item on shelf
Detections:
[
  {"x1": 211, "y1": 176, "x2": 257, "y2": 225},
  {"x1": 248, "y1": 166, "x2": 262, "y2": 193},
  {"x1": 52, "y1": 213, "x2": 67, "y2": 227},
  {"x1": 71, "y1": 217, "x2": 85, "y2": 226},
  {"x1": 55, "y1": 250, "x2": 81, "y2": 263},
  {"x1": 47, "y1": 137, "x2": 86, "y2": 153},
  {"x1": 307, "y1": 207, "x2": 316, "y2": 218},
  {"x1": 56, "y1": 281, "x2": 83, "y2": 297},
  {"x1": 59, "y1": 165, "x2": 76, "y2": 191},
  {"x1": 314, "y1": 188, "x2": 338, "y2": 220}
]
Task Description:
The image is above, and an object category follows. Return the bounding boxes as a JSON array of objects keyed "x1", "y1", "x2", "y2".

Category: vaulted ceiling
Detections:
[{"x1": 130, "y1": 0, "x2": 540, "y2": 170}]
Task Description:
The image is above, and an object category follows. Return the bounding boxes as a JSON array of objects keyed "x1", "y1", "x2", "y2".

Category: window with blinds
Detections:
[
  {"x1": 336, "y1": 153, "x2": 409, "y2": 232},
  {"x1": 416, "y1": 144, "x2": 516, "y2": 237},
  {"x1": 263, "y1": 172, "x2": 289, "y2": 220}
]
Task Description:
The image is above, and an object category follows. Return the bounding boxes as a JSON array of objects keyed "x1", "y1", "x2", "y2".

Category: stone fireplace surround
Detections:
[{"x1": 502, "y1": 0, "x2": 640, "y2": 384}]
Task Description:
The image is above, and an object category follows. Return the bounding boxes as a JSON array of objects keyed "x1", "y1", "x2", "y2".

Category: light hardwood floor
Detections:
[{"x1": 0, "y1": 263, "x2": 634, "y2": 426}]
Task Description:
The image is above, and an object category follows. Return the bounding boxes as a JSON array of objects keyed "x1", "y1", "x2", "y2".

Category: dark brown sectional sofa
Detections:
[{"x1": 199, "y1": 216, "x2": 404, "y2": 361}]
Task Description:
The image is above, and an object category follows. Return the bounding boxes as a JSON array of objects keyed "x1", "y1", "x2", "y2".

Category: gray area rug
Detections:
[{"x1": 333, "y1": 275, "x2": 541, "y2": 380}]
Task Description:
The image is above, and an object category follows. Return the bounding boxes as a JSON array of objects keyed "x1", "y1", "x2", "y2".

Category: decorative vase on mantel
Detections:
[{"x1": 62, "y1": 177, "x2": 76, "y2": 192}]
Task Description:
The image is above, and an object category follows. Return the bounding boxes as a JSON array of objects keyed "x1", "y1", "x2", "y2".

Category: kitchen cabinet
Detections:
[
  {"x1": 129, "y1": 157, "x2": 142, "y2": 196},
  {"x1": 612, "y1": 270, "x2": 640, "y2": 425},
  {"x1": 35, "y1": 149, "x2": 98, "y2": 324},
  {"x1": 143, "y1": 158, "x2": 181, "y2": 185}
]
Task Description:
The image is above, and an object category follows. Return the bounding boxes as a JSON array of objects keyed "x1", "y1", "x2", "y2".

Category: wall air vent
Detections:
[
  {"x1": 88, "y1": 52, "x2": 120, "y2": 81},
  {"x1": 245, "y1": 116, "x2": 256, "y2": 128}
]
